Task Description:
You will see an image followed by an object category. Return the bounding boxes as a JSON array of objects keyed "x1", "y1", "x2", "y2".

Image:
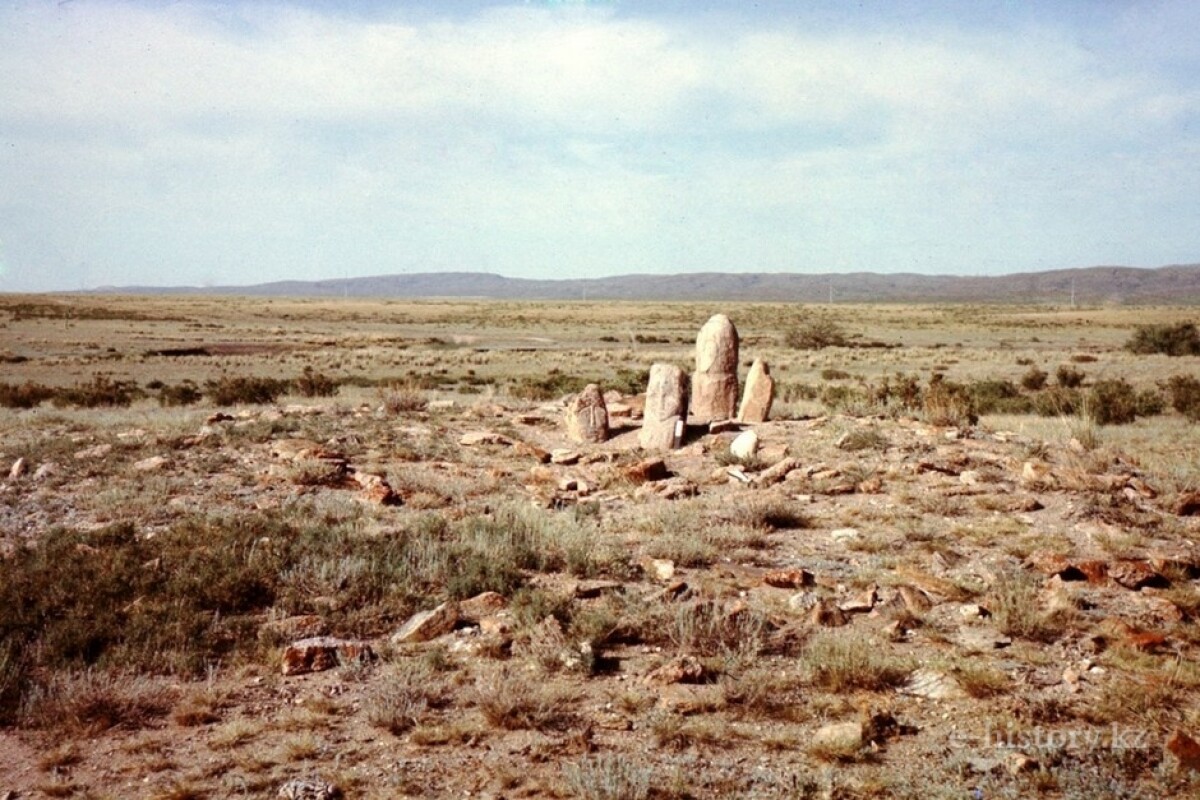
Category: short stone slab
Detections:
[
  {"x1": 281, "y1": 637, "x2": 374, "y2": 676},
  {"x1": 392, "y1": 601, "x2": 460, "y2": 644}
]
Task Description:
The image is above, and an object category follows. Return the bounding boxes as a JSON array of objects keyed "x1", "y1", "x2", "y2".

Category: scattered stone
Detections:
[
  {"x1": 1109, "y1": 560, "x2": 1166, "y2": 590},
  {"x1": 640, "y1": 363, "x2": 689, "y2": 450},
  {"x1": 725, "y1": 466, "x2": 751, "y2": 484},
  {"x1": 1005, "y1": 753, "x2": 1039, "y2": 776},
  {"x1": 954, "y1": 627, "x2": 1012, "y2": 652},
  {"x1": 754, "y1": 457, "x2": 799, "y2": 486},
  {"x1": 513, "y1": 441, "x2": 551, "y2": 463},
  {"x1": 281, "y1": 637, "x2": 374, "y2": 676},
  {"x1": 809, "y1": 599, "x2": 848, "y2": 627},
  {"x1": 132, "y1": 455, "x2": 169, "y2": 472},
  {"x1": 656, "y1": 684, "x2": 727, "y2": 715},
  {"x1": 691, "y1": 314, "x2": 739, "y2": 424},
  {"x1": 763, "y1": 568, "x2": 814, "y2": 589},
  {"x1": 564, "y1": 383, "x2": 609, "y2": 444},
  {"x1": 205, "y1": 412, "x2": 234, "y2": 424},
  {"x1": 478, "y1": 611, "x2": 516, "y2": 637},
  {"x1": 830, "y1": 527, "x2": 860, "y2": 542},
  {"x1": 624, "y1": 457, "x2": 670, "y2": 484},
  {"x1": 550, "y1": 449, "x2": 581, "y2": 465},
  {"x1": 351, "y1": 472, "x2": 401, "y2": 505},
  {"x1": 459, "y1": 592, "x2": 507, "y2": 622},
  {"x1": 642, "y1": 558, "x2": 676, "y2": 581},
  {"x1": 8, "y1": 458, "x2": 26, "y2": 480},
  {"x1": 811, "y1": 721, "x2": 864, "y2": 753},
  {"x1": 33, "y1": 462, "x2": 57, "y2": 481},
  {"x1": 1167, "y1": 730, "x2": 1200, "y2": 772},
  {"x1": 737, "y1": 358, "x2": 774, "y2": 423},
  {"x1": 427, "y1": 399, "x2": 457, "y2": 411},
  {"x1": 645, "y1": 655, "x2": 706, "y2": 685},
  {"x1": 840, "y1": 585, "x2": 878, "y2": 614},
  {"x1": 899, "y1": 586, "x2": 932, "y2": 614},
  {"x1": 788, "y1": 592, "x2": 817, "y2": 612},
  {"x1": 277, "y1": 778, "x2": 342, "y2": 800},
  {"x1": 729, "y1": 430, "x2": 759, "y2": 461},
  {"x1": 708, "y1": 419, "x2": 740, "y2": 434},
  {"x1": 74, "y1": 443, "x2": 113, "y2": 460},
  {"x1": 575, "y1": 580, "x2": 624, "y2": 599},
  {"x1": 902, "y1": 669, "x2": 968, "y2": 700},
  {"x1": 459, "y1": 431, "x2": 512, "y2": 447},
  {"x1": 1175, "y1": 493, "x2": 1200, "y2": 517},
  {"x1": 392, "y1": 601, "x2": 460, "y2": 644}
]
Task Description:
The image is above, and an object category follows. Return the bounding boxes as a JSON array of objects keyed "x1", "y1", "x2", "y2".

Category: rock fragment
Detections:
[
  {"x1": 392, "y1": 601, "x2": 460, "y2": 644},
  {"x1": 281, "y1": 637, "x2": 374, "y2": 676}
]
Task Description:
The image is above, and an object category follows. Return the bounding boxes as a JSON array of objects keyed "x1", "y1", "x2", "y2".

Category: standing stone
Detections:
[
  {"x1": 565, "y1": 383, "x2": 609, "y2": 444},
  {"x1": 737, "y1": 358, "x2": 774, "y2": 423},
  {"x1": 639, "y1": 364, "x2": 688, "y2": 450},
  {"x1": 691, "y1": 314, "x2": 739, "y2": 423}
]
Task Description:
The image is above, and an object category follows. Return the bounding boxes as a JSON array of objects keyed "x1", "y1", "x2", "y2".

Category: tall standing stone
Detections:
[
  {"x1": 565, "y1": 383, "x2": 609, "y2": 443},
  {"x1": 639, "y1": 364, "x2": 688, "y2": 450},
  {"x1": 737, "y1": 358, "x2": 774, "y2": 423},
  {"x1": 691, "y1": 314, "x2": 739, "y2": 423}
]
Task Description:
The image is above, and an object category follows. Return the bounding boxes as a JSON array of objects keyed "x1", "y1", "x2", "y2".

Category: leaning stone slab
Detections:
[
  {"x1": 391, "y1": 601, "x2": 460, "y2": 644},
  {"x1": 737, "y1": 358, "x2": 774, "y2": 423}
]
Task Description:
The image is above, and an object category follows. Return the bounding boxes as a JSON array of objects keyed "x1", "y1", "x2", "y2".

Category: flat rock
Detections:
[
  {"x1": 811, "y1": 721, "x2": 864, "y2": 753},
  {"x1": 645, "y1": 655, "x2": 706, "y2": 685},
  {"x1": 902, "y1": 668, "x2": 968, "y2": 700},
  {"x1": 277, "y1": 778, "x2": 342, "y2": 800},
  {"x1": 74, "y1": 443, "x2": 113, "y2": 460},
  {"x1": 133, "y1": 455, "x2": 169, "y2": 472},
  {"x1": 392, "y1": 601, "x2": 460, "y2": 643},
  {"x1": 624, "y1": 457, "x2": 670, "y2": 484},
  {"x1": 459, "y1": 591, "x2": 508, "y2": 622},
  {"x1": 460, "y1": 431, "x2": 512, "y2": 446},
  {"x1": 550, "y1": 449, "x2": 581, "y2": 465},
  {"x1": 763, "y1": 568, "x2": 813, "y2": 589},
  {"x1": 281, "y1": 637, "x2": 374, "y2": 676}
]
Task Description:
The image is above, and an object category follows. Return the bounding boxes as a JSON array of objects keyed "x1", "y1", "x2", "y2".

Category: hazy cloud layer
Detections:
[{"x1": 2, "y1": 1, "x2": 1198, "y2": 290}]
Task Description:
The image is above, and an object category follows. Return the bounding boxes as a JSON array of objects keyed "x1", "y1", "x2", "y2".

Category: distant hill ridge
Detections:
[{"x1": 99, "y1": 263, "x2": 1200, "y2": 303}]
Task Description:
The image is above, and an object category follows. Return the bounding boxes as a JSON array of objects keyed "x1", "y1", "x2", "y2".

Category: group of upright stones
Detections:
[{"x1": 563, "y1": 314, "x2": 775, "y2": 448}]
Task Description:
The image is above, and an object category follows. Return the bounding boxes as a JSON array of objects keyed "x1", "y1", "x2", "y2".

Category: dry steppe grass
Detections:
[{"x1": 2, "y1": 294, "x2": 1200, "y2": 798}]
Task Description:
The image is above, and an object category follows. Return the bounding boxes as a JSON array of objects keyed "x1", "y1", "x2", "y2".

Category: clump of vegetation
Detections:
[
  {"x1": 1032, "y1": 386, "x2": 1082, "y2": 416},
  {"x1": 801, "y1": 630, "x2": 912, "y2": 692},
  {"x1": 922, "y1": 377, "x2": 977, "y2": 427},
  {"x1": 1020, "y1": 366, "x2": 1048, "y2": 391},
  {"x1": 785, "y1": 318, "x2": 850, "y2": 350},
  {"x1": 509, "y1": 369, "x2": 592, "y2": 401},
  {"x1": 837, "y1": 426, "x2": 889, "y2": 451},
  {"x1": 204, "y1": 375, "x2": 290, "y2": 405},
  {"x1": 563, "y1": 754, "x2": 653, "y2": 800},
  {"x1": 0, "y1": 381, "x2": 56, "y2": 409},
  {"x1": 1087, "y1": 379, "x2": 1139, "y2": 425},
  {"x1": 380, "y1": 384, "x2": 428, "y2": 414},
  {"x1": 989, "y1": 571, "x2": 1070, "y2": 642},
  {"x1": 1055, "y1": 364, "x2": 1086, "y2": 388},
  {"x1": 1125, "y1": 322, "x2": 1200, "y2": 356},
  {"x1": 294, "y1": 366, "x2": 338, "y2": 398},
  {"x1": 1167, "y1": 375, "x2": 1200, "y2": 421},
  {"x1": 158, "y1": 381, "x2": 203, "y2": 407},
  {"x1": 53, "y1": 375, "x2": 143, "y2": 408},
  {"x1": 966, "y1": 379, "x2": 1033, "y2": 415},
  {"x1": 821, "y1": 368, "x2": 852, "y2": 381}
]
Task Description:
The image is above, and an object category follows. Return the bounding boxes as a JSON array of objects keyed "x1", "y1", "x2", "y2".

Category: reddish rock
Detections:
[
  {"x1": 624, "y1": 457, "x2": 670, "y2": 484},
  {"x1": 645, "y1": 655, "x2": 706, "y2": 685},
  {"x1": 1109, "y1": 560, "x2": 1166, "y2": 590},
  {"x1": 1168, "y1": 730, "x2": 1200, "y2": 772},
  {"x1": 1175, "y1": 493, "x2": 1200, "y2": 517},
  {"x1": 763, "y1": 568, "x2": 814, "y2": 589},
  {"x1": 512, "y1": 441, "x2": 551, "y2": 463},
  {"x1": 392, "y1": 601, "x2": 460, "y2": 644},
  {"x1": 281, "y1": 637, "x2": 374, "y2": 676},
  {"x1": 352, "y1": 472, "x2": 401, "y2": 505},
  {"x1": 809, "y1": 599, "x2": 848, "y2": 627},
  {"x1": 459, "y1": 592, "x2": 507, "y2": 622}
]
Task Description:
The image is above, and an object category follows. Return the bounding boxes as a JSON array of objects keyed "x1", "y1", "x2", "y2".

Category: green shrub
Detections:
[
  {"x1": 1032, "y1": 386, "x2": 1082, "y2": 417},
  {"x1": 1055, "y1": 365, "x2": 1086, "y2": 388},
  {"x1": 1125, "y1": 322, "x2": 1200, "y2": 356},
  {"x1": 509, "y1": 370, "x2": 591, "y2": 401},
  {"x1": 966, "y1": 379, "x2": 1032, "y2": 415},
  {"x1": 204, "y1": 375, "x2": 290, "y2": 405},
  {"x1": 1135, "y1": 388, "x2": 1165, "y2": 417},
  {"x1": 785, "y1": 319, "x2": 849, "y2": 350},
  {"x1": 158, "y1": 381, "x2": 202, "y2": 407},
  {"x1": 1020, "y1": 366, "x2": 1048, "y2": 391},
  {"x1": 1167, "y1": 375, "x2": 1200, "y2": 421},
  {"x1": 821, "y1": 368, "x2": 852, "y2": 381},
  {"x1": 295, "y1": 366, "x2": 338, "y2": 398},
  {"x1": 1087, "y1": 379, "x2": 1139, "y2": 425},
  {"x1": 53, "y1": 375, "x2": 143, "y2": 408},
  {"x1": 0, "y1": 381, "x2": 56, "y2": 409}
]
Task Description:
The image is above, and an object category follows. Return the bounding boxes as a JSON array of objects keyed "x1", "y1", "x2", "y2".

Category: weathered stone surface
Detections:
[
  {"x1": 33, "y1": 462, "x2": 57, "y2": 481},
  {"x1": 351, "y1": 471, "x2": 401, "y2": 506},
  {"x1": 902, "y1": 668, "x2": 968, "y2": 700},
  {"x1": 811, "y1": 721, "x2": 864, "y2": 754},
  {"x1": 624, "y1": 457, "x2": 670, "y2": 484},
  {"x1": 764, "y1": 568, "x2": 813, "y2": 589},
  {"x1": 1167, "y1": 729, "x2": 1200, "y2": 772},
  {"x1": 512, "y1": 441, "x2": 551, "y2": 464},
  {"x1": 459, "y1": 591, "x2": 507, "y2": 622},
  {"x1": 277, "y1": 778, "x2": 342, "y2": 800},
  {"x1": 460, "y1": 431, "x2": 512, "y2": 447},
  {"x1": 8, "y1": 458, "x2": 26, "y2": 480},
  {"x1": 737, "y1": 358, "x2": 774, "y2": 423},
  {"x1": 550, "y1": 449, "x2": 581, "y2": 465},
  {"x1": 642, "y1": 558, "x2": 676, "y2": 581},
  {"x1": 729, "y1": 430, "x2": 759, "y2": 460},
  {"x1": 564, "y1": 383, "x2": 609, "y2": 444},
  {"x1": 133, "y1": 455, "x2": 169, "y2": 472},
  {"x1": 809, "y1": 599, "x2": 848, "y2": 627},
  {"x1": 1109, "y1": 560, "x2": 1166, "y2": 590},
  {"x1": 691, "y1": 314, "x2": 739, "y2": 423},
  {"x1": 754, "y1": 457, "x2": 799, "y2": 486},
  {"x1": 639, "y1": 364, "x2": 688, "y2": 450},
  {"x1": 281, "y1": 637, "x2": 374, "y2": 676},
  {"x1": 74, "y1": 443, "x2": 112, "y2": 460},
  {"x1": 645, "y1": 655, "x2": 706, "y2": 685},
  {"x1": 392, "y1": 601, "x2": 460, "y2": 644},
  {"x1": 1175, "y1": 493, "x2": 1200, "y2": 517},
  {"x1": 259, "y1": 614, "x2": 327, "y2": 643}
]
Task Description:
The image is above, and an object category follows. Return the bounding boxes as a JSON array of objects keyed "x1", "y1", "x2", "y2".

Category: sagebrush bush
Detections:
[
  {"x1": 1020, "y1": 366, "x2": 1048, "y2": 391},
  {"x1": 53, "y1": 375, "x2": 142, "y2": 408},
  {"x1": 294, "y1": 366, "x2": 338, "y2": 398},
  {"x1": 966, "y1": 379, "x2": 1033, "y2": 415},
  {"x1": 0, "y1": 381, "x2": 56, "y2": 409},
  {"x1": 1125, "y1": 322, "x2": 1200, "y2": 356},
  {"x1": 204, "y1": 375, "x2": 289, "y2": 405},
  {"x1": 1033, "y1": 386, "x2": 1082, "y2": 416},
  {"x1": 1087, "y1": 379, "x2": 1139, "y2": 425},
  {"x1": 1167, "y1": 375, "x2": 1200, "y2": 421},
  {"x1": 509, "y1": 370, "x2": 592, "y2": 401},
  {"x1": 158, "y1": 381, "x2": 202, "y2": 407},
  {"x1": 786, "y1": 318, "x2": 850, "y2": 349},
  {"x1": 922, "y1": 378, "x2": 977, "y2": 427},
  {"x1": 1056, "y1": 365, "x2": 1086, "y2": 388}
]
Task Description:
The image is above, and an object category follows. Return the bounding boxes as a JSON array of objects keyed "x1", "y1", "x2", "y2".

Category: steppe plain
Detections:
[{"x1": 3, "y1": 295, "x2": 1200, "y2": 799}]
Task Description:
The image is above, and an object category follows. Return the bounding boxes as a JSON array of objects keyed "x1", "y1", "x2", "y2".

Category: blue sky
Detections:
[{"x1": 1, "y1": 0, "x2": 1198, "y2": 291}]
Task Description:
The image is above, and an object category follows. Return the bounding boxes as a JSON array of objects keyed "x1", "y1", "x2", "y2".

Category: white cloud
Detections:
[{"x1": 0, "y1": 1, "x2": 1197, "y2": 290}]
